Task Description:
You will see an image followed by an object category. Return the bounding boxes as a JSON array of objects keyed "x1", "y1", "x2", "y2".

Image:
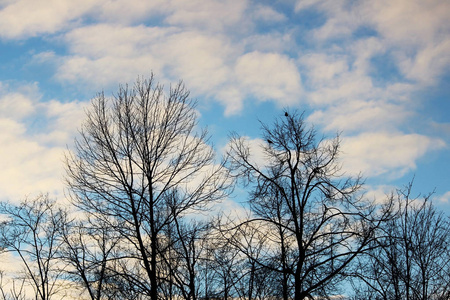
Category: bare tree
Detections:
[
  {"x1": 0, "y1": 194, "x2": 67, "y2": 300},
  {"x1": 207, "y1": 237, "x2": 242, "y2": 299},
  {"x1": 225, "y1": 220, "x2": 280, "y2": 300},
  {"x1": 65, "y1": 74, "x2": 231, "y2": 299},
  {"x1": 351, "y1": 182, "x2": 450, "y2": 300},
  {"x1": 159, "y1": 218, "x2": 212, "y2": 300},
  {"x1": 0, "y1": 270, "x2": 27, "y2": 300},
  {"x1": 60, "y1": 216, "x2": 123, "y2": 300},
  {"x1": 226, "y1": 111, "x2": 388, "y2": 300}
]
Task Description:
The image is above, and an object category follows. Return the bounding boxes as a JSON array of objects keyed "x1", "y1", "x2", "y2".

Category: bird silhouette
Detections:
[
  {"x1": 284, "y1": 111, "x2": 289, "y2": 117},
  {"x1": 267, "y1": 139, "x2": 273, "y2": 144}
]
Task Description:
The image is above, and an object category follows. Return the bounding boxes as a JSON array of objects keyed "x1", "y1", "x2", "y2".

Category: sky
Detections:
[{"x1": 0, "y1": 0, "x2": 449, "y2": 213}]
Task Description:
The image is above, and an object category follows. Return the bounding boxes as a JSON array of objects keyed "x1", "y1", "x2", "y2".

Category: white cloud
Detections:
[
  {"x1": 363, "y1": 184, "x2": 396, "y2": 204},
  {"x1": 298, "y1": 39, "x2": 418, "y2": 138},
  {"x1": 64, "y1": 24, "x2": 171, "y2": 59},
  {"x1": 223, "y1": 136, "x2": 269, "y2": 171},
  {"x1": 340, "y1": 132, "x2": 446, "y2": 178},
  {"x1": 13, "y1": 2, "x2": 295, "y2": 117},
  {"x1": 301, "y1": 53, "x2": 349, "y2": 86},
  {"x1": 235, "y1": 51, "x2": 302, "y2": 105},
  {"x1": 361, "y1": 0, "x2": 450, "y2": 47},
  {"x1": 57, "y1": 54, "x2": 163, "y2": 91},
  {"x1": 0, "y1": 83, "x2": 87, "y2": 202},
  {"x1": 397, "y1": 40, "x2": 450, "y2": 85},
  {"x1": 57, "y1": 24, "x2": 241, "y2": 112},
  {"x1": 242, "y1": 32, "x2": 294, "y2": 54},
  {"x1": 304, "y1": 0, "x2": 363, "y2": 41},
  {"x1": 360, "y1": 0, "x2": 450, "y2": 85},
  {"x1": 37, "y1": 99, "x2": 87, "y2": 146},
  {"x1": 295, "y1": 0, "x2": 326, "y2": 12},
  {"x1": 55, "y1": 22, "x2": 305, "y2": 116},
  {"x1": 438, "y1": 191, "x2": 450, "y2": 203},
  {"x1": 93, "y1": 0, "x2": 167, "y2": 24},
  {"x1": 163, "y1": 0, "x2": 249, "y2": 32},
  {"x1": 0, "y1": 0, "x2": 97, "y2": 39},
  {"x1": 0, "y1": 118, "x2": 65, "y2": 201},
  {"x1": 299, "y1": 40, "x2": 386, "y2": 106},
  {"x1": 298, "y1": 0, "x2": 450, "y2": 88},
  {"x1": 253, "y1": 4, "x2": 287, "y2": 23},
  {"x1": 0, "y1": 0, "x2": 173, "y2": 39},
  {"x1": 0, "y1": 82, "x2": 40, "y2": 119},
  {"x1": 308, "y1": 99, "x2": 411, "y2": 133},
  {"x1": 0, "y1": 92, "x2": 35, "y2": 119},
  {"x1": 153, "y1": 30, "x2": 236, "y2": 95},
  {"x1": 212, "y1": 85, "x2": 244, "y2": 116},
  {"x1": 306, "y1": 71, "x2": 374, "y2": 105},
  {"x1": 55, "y1": 24, "x2": 172, "y2": 89}
]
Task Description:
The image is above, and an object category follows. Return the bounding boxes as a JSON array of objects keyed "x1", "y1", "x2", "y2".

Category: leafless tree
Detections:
[
  {"x1": 159, "y1": 218, "x2": 212, "y2": 300},
  {"x1": 0, "y1": 194, "x2": 68, "y2": 300},
  {"x1": 228, "y1": 220, "x2": 281, "y2": 300},
  {"x1": 65, "y1": 74, "x2": 231, "y2": 299},
  {"x1": 207, "y1": 238, "x2": 242, "y2": 299},
  {"x1": 351, "y1": 182, "x2": 450, "y2": 300},
  {"x1": 0, "y1": 270, "x2": 27, "y2": 300},
  {"x1": 226, "y1": 111, "x2": 388, "y2": 300},
  {"x1": 60, "y1": 215, "x2": 123, "y2": 300}
]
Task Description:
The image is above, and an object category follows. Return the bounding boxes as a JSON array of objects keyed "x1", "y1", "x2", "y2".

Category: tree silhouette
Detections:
[
  {"x1": 351, "y1": 182, "x2": 450, "y2": 300},
  {"x1": 226, "y1": 111, "x2": 389, "y2": 300},
  {"x1": 65, "y1": 74, "x2": 231, "y2": 299},
  {"x1": 0, "y1": 195, "x2": 67, "y2": 300}
]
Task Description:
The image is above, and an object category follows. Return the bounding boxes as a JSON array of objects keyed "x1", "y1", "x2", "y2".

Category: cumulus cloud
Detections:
[
  {"x1": 0, "y1": 0, "x2": 296, "y2": 117},
  {"x1": 363, "y1": 184, "x2": 396, "y2": 204},
  {"x1": 0, "y1": 92, "x2": 35, "y2": 119},
  {"x1": 0, "y1": 0, "x2": 172, "y2": 39},
  {"x1": 301, "y1": 60, "x2": 374, "y2": 105},
  {"x1": 360, "y1": 0, "x2": 450, "y2": 85},
  {"x1": 163, "y1": 0, "x2": 249, "y2": 32},
  {"x1": 308, "y1": 100, "x2": 411, "y2": 133},
  {"x1": 57, "y1": 55, "x2": 164, "y2": 91},
  {"x1": 235, "y1": 51, "x2": 302, "y2": 105},
  {"x1": 439, "y1": 191, "x2": 450, "y2": 203},
  {"x1": 56, "y1": 24, "x2": 241, "y2": 111},
  {"x1": 64, "y1": 24, "x2": 171, "y2": 59},
  {"x1": 154, "y1": 30, "x2": 235, "y2": 94},
  {"x1": 0, "y1": 118, "x2": 65, "y2": 201},
  {"x1": 0, "y1": 0, "x2": 97, "y2": 39},
  {"x1": 93, "y1": 0, "x2": 167, "y2": 24},
  {"x1": 296, "y1": 0, "x2": 450, "y2": 87},
  {"x1": 397, "y1": 40, "x2": 450, "y2": 85},
  {"x1": 0, "y1": 82, "x2": 40, "y2": 119},
  {"x1": 1, "y1": 0, "x2": 447, "y2": 200},
  {"x1": 53, "y1": 21, "x2": 303, "y2": 116},
  {"x1": 36, "y1": 99, "x2": 87, "y2": 146},
  {"x1": 340, "y1": 132, "x2": 446, "y2": 178},
  {"x1": 0, "y1": 83, "x2": 86, "y2": 202},
  {"x1": 252, "y1": 4, "x2": 287, "y2": 23},
  {"x1": 54, "y1": 24, "x2": 170, "y2": 89},
  {"x1": 361, "y1": 0, "x2": 450, "y2": 47}
]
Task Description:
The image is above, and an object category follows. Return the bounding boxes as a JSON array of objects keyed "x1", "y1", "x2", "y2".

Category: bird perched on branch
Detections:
[
  {"x1": 284, "y1": 111, "x2": 289, "y2": 117},
  {"x1": 267, "y1": 139, "x2": 273, "y2": 144}
]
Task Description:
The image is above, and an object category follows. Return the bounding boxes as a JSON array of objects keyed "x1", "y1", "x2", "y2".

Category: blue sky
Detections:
[{"x1": 0, "y1": 0, "x2": 449, "y2": 213}]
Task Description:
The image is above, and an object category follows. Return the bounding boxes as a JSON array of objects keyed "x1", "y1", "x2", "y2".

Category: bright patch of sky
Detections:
[{"x1": 0, "y1": 0, "x2": 449, "y2": 213}]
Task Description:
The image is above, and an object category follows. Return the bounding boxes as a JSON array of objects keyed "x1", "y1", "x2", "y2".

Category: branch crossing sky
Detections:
[{"x1": 0, "y1": 0, "x2": 449, "y2": 212}]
